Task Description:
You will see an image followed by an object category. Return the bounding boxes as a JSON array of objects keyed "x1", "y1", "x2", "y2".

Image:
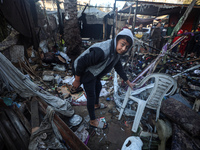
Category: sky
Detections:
[{"x1": 90, "y1": 0, "x2": 125, "y2": 10}]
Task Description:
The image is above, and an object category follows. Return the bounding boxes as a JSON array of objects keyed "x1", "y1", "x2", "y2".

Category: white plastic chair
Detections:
[{"x1": 118, "y1": 73, "x2": 177, "y2": 132}]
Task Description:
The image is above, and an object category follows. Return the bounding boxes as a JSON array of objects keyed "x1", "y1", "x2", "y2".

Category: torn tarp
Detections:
[
  {"x1": 0, "y1": 30, "x2": 19, "y2": 51},
  {"x1": 0, "y1": 52, "x2": 74, "y2": 117},
  {"x1": 28, "y1": 106, "x2": 65, "y2": 150}
]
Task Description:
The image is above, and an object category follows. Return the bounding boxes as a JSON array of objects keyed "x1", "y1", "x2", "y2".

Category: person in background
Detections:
[
  {"x1": 148, "y1": 23, "x2": 156, "y2": 53},
  {"x1": 150, "y1": 22, "x2": 162, "y2": 53},
  {"x1": 188, "y1": 23, "x2": 200, "y2": 57},
  {"x1": 135, "y1": 24, "x2": 145, "y2": 39},
  {"x1": 160, "y1": 22, "x2": 169, "y2": 48},
  {"x1": 134, "y1": 24, "x2": 146, "y2": 53},
  {"x1": 72, "y1": 29, "x2": 135, "y2": 129},
  {"x1": 167, "y1": 22, "x2": 176, "y2": 36},
  {"x1": 192, "y1": 33, "x2": 200, "y2": 58},
  {"x1": 196, "y1": 23, "x2": 200, "y2": 32},
  {"x1": 179, "y1": 29, "x2": 190, "y2": 57},
  {"x1": 172, "y1": 29, "x2": 183, "y2": 53}
]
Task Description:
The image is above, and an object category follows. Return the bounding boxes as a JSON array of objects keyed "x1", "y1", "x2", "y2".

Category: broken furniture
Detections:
[{"x1": 118, "y1": 73, "x2": 177, "y2": 132}]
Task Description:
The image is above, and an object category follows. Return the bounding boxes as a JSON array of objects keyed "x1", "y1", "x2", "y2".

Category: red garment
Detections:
[
  {"x1": 172, "y1": 29, "x2": 183, "y2": 43},
  {"x1": 122, "y1": 26, "x2": 129, "y2": 31},
  {"x1": 179, "y1": 35, "x2": 190, "y2": 55}
]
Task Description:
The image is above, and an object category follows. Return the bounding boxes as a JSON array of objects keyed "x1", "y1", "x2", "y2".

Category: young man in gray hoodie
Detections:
[{"x1": 72, "y1": 29, "x2": 135, "y2": 129}]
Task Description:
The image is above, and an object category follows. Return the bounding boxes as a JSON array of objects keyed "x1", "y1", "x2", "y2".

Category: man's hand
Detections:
[
  {"x1": 72, "y1": 80, "x2": 80, "y2": 89},
  {"x1": 126, "y1": 80, "x2": 136, "y2": 89},
  {"x1": 72, "y1": 75, "x2": 81, "y2": 89}
]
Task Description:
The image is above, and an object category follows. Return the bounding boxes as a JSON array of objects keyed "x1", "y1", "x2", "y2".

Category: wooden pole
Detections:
[
  {"x1": 132, "y1": 0, "x2": 138, "y2": 33},
  {"x1": 115, "y1": 8, "x2": 118, "y2": 34},
  {"x1": 167, "y1": 0, "x2": 197, "y2": 44},
  {"x1": 103, "y1": 20, "x2": 106, "y2": 40},
  {"x1": 128, "y1": 4, "x2": 133, "y2": 24},
  {"x1": 112, "y1": 0, "x2": 116, "y2": 38}
]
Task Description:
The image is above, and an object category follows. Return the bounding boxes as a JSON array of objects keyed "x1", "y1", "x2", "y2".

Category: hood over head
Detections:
[{"x1": 114, "y1": 28, "x2": 134, "y2": 55}]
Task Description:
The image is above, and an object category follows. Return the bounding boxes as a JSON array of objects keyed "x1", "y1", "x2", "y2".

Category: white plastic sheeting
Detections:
[
  {"x1": 100, "y1": 88, "x2": 110, "y2": 97},
  {"x1": 0, "y1": 52, "x2": 74, "y2": 117}
]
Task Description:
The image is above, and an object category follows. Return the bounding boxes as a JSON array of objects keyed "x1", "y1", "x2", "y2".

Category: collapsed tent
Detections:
[{"x1": 78, "y1": 7, "x2": 111, "y2": 39}]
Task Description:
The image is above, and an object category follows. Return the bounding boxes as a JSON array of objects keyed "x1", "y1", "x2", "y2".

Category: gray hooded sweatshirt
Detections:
[{"x1": 73, "y1": 29, "x2": 134, "y2": 83}]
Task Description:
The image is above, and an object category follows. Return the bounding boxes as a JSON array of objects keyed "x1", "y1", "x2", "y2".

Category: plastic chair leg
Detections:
[
  {"x1": 154, "y1": 106, "x2": 161, "y2": 133},
  {"x1": 118, "y1": 87, "x2": 131, "y2": 120},
  {"x1": 132, "y1": 100, "x2": 147, "y2": 132}
]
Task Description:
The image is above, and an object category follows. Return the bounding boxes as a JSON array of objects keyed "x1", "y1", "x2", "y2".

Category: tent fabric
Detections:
[
  {"x1": 78, "y1": 7, "x2": 108, "y2": 24},
  {"x1": 0, "y1": 52, "x2": 74, "y2": 117},
  {"x1": 118, "y1": 2, "x2": 186, "y2": 16},
  {"x1": 0, "y1": 0, "x2": 39, "y2": 50},
  {"x1": 127, "y1": 16, "x2": 155, "y2": 26},
  {"x1": 78, "y1": 7, "x2": 107, "y2": 19}
]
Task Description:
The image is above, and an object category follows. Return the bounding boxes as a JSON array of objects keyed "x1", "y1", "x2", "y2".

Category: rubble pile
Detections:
[{"x1": 1, "y1": 40, "x2": 200, "y2": 149}]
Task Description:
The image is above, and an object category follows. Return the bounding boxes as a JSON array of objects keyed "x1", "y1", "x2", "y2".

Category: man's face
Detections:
[
  {"x1": 198, "y1": 24, "x2": 200, "y2": 28},
  {"x1": 164, "y1": 24, "x2": 169, "y2": 28},
  {"x1": 157, "y1": 23, "x2": 161, "y2": 27},
  {"x1": 116, "y1": 39, "x2": 130, "y2": 55},
  {"x1": 171, "y1": 23, "x2": 175, "y2": 27}
]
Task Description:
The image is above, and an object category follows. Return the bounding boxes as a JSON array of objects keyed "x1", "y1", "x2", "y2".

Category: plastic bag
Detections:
[{"x1": 121, "y1": 136, "x2": 143, "y2": 150}]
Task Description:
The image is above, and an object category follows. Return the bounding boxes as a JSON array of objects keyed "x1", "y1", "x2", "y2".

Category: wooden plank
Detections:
[
  {"x1": 31, "y1": 97, "x2": 40, "y2": 133},
  {"x1": 103, "y1": 21, "x2": 105, "y2": 40},
  {"x1": 128, "y1": 4, "x2": 132, "y2": 24},
  {"x1": 13, "y1": 104, "x2": 32, "y2": 134},
  {"x1": 0, "y1": 134, "x2": 5, "y2": 150},
  {"x1": 115, "y1": 8, "x2": 118, "y2": 35},
  {"x1": 0, "y1": 110, "x2": 26, "y2": 150},
  {"x1": 54, "y1": 119, "x2": 82, "y2": 149},
  {"x1": 131, "y1": 0, "x2": 138, "y2": 32},
  {"x1": 0, "y1": 122, "x2": 17, "y2": 150},
  {"x1": 4, "y1": 108, "x2": 30, "y2": 148}
]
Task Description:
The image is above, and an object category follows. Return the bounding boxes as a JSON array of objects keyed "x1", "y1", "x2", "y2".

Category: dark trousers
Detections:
[
  {"x1": 83, "y1": 78, "x2": 102, "y2": 120},
  {"x1": 160, "y1": 38, "x2": 167, "y2": 49},
  {"x1": 172, "y1": 45, "x2": 178, "y2": 53},
  {"x1": 193, "y1": 44, "x2": 200, "y2": 57}
]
